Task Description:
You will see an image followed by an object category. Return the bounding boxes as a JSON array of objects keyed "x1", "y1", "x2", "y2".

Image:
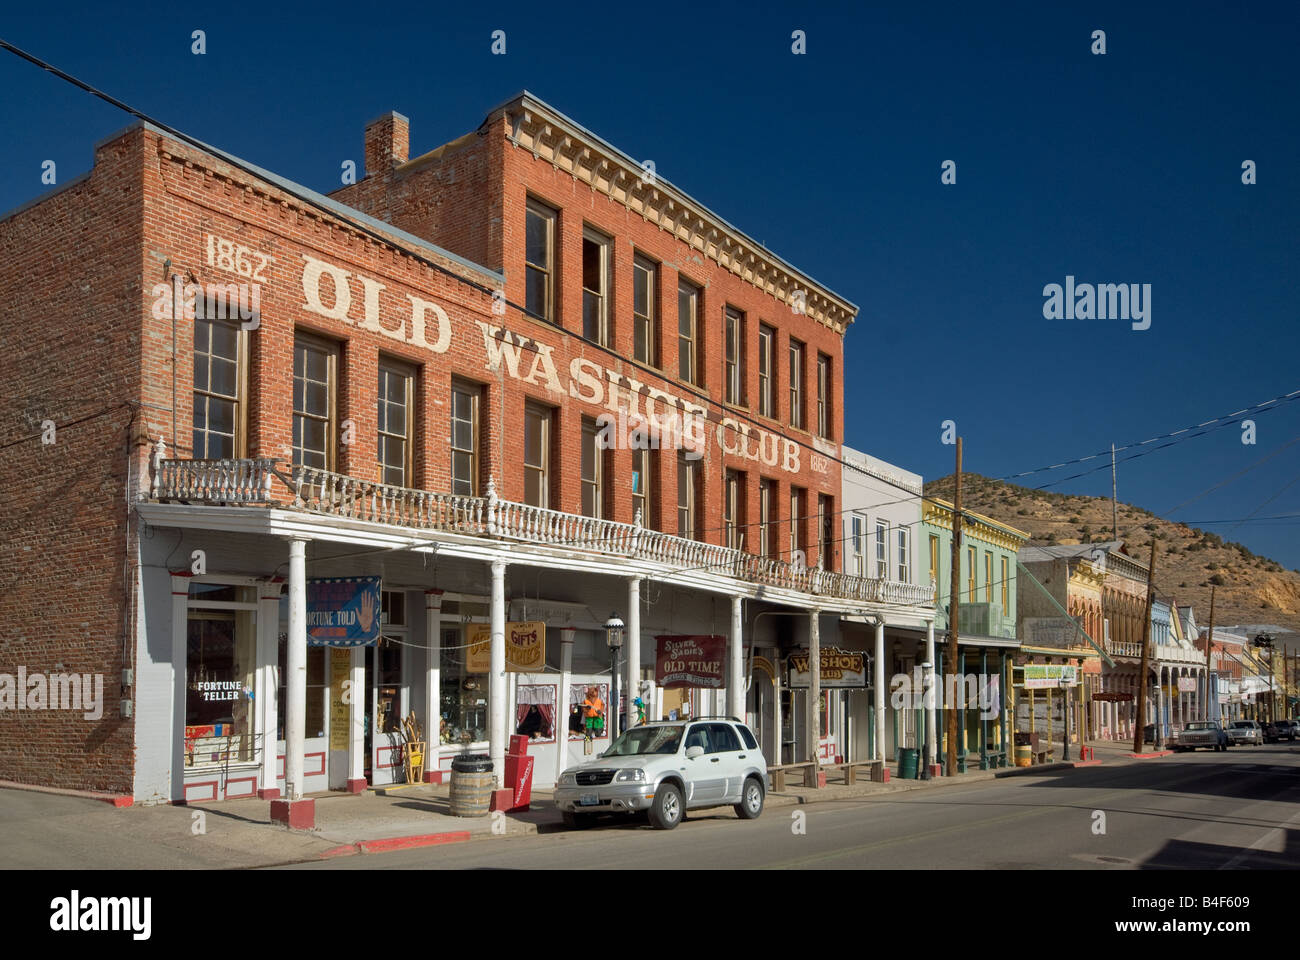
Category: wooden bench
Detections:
[
  {"x1": 768, "y1": 761, "x2": 883, "y2": 790},
  {"x1": 768, "y1": 762, "x2": 815, "y2": 791}
]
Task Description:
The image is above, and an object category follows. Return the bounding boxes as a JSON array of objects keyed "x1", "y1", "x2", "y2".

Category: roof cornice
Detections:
[
  {"x1": 488, "y1": 93, "x2": 858, "y2": 336},
  {"x1": 923, "y1": 497, "x2": 1030, "y2": 552}
]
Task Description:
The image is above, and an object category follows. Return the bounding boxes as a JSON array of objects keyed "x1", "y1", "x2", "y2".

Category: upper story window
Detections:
[
  {"x1": 818, "y1": 495, "x2": 834, "y2": 571},
  {"x1": 852, "y1": 514, "x2": 866, "y2": 576},
  {"x1": 897, "y1": 528, "x2": 909, "y2": 583},
  {"x1": 816, "y1": 353, "x2": 832, "y2": 438},
  {"x1": 525, "y1": 197, "x2": 557, "y2": 324},
  {"x1": 759, "y1": 479, "x2": 775, "y2": 558},
  {"x1": 678, "y1": 280, "x2": 699, "y2": 385},
  {"x1": 293, "y1": 334, "x2": 338, "y2": 470},
  {"x1": 929, "y1": 534, "x2": 940, "y2": 599},
  {"x1": 632, "y1": 447, "x2": 652, "y2": 527},
  {"x1": 450, "y1": 379, "x2": 480, "y2": 496},
  {"x1": 581, "y1": 416, "x2": 607, "y2": 519},
  {"x1": 524, "y1": 401, "x2": 552, "y2": 508},
  {"x1": 966, "y1": 546, "x2": 976, "y2": 600},
  {"x1": 758, "y1": 323, "x2": 776, "y2": 418},
  {"x1": 789, "y1": 339, "x2": 804, "y2": 429},
  {"x1": 725, "y1": 306, "x2": 745, "y2": 405},
  {"x1": 790, "y1": 487, "x2": 804, "y2": 559},
  {"x1": 633, "y1": 254, "x2": 657, "y2": 365},
  {"x1": 724, "y1": 470, "x2": 744, "y2": 551},
  {"x1": 677, "y1": 452, "x2": 697, "y2": 540},
  {"x1": 985, "y1": 551, "x2": 994, "y2": 603},
  {"x1": 875, "y1": 519, "x2": 888, "y2": 579},
  {"x1": 193, "y1": 317, "x2": 246, "y2": 459},
  {"x1": 377, "y1": 359, "x2": 415, "y2": 486},
  {"x1": 1001, "y1": 556, "x2": 1010, "y2": 612},
  {"x1": 582, "y1": 227, "x2": 611, "y2": 345}
]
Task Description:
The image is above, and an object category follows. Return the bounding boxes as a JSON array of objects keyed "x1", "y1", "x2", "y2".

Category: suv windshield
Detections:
[
  {"x1": 603, "y1": 725, "x2": 683, "y2": 757},
  {"x1": 1231, "y1": 722, "x2": 1253, "y2": 729},
  {"x1": 1186, "y1": 722, "x2": 1211, "y2": 730}
]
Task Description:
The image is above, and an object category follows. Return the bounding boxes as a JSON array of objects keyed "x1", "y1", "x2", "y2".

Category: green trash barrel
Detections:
[{"x1": 898, "y1": 747, "x2": 919, "y2": 780}]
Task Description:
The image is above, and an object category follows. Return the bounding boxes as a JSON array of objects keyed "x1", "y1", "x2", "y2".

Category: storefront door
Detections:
[{"x1": 368, "y1": 639, "x2": 407, "y2": 786}]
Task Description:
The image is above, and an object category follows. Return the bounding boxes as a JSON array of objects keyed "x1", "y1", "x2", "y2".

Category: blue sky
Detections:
[{"x1": 2, "y1": 1, "x2": 1297, "y2": 565}]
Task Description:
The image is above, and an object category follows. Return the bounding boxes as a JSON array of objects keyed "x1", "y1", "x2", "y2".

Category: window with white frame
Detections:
[
  {"x1": 875, "y1": 519, "x2": 888, "y2": 578},
  {"x1": 524, "y1": 402, "x2": 551, "y2": 508},
  {"x1": 633, "y1": 253, "x2": 657, "y2": 365},
  {"x1": 582, "y1": 226, "x2": 612, "y2": 345},
  {"x1": 525, "y1": 197, "x2": 557, "y2": 323}
]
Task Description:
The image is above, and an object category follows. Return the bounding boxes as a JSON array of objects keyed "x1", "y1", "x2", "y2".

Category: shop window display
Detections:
[
  {"x1": 276, "y1": 592, "x2": 327, "y2": 740},
  {"x1": 567, "y1": 682, "x2": 609, "y2": 741},
  {"x1": 440, "y1": 601, "x2": 490, "y2": 744},
  {"x1": 184, "y1": 586, "x2": 256, "y2": 767},
  {"x1": 515, "y1": 684, "x2": 556, "y2": 742}
]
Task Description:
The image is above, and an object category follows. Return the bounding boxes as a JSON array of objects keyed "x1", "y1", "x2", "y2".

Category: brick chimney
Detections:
[{"x1": 363, "y1": 111, "x2": 409, "y2": 177}]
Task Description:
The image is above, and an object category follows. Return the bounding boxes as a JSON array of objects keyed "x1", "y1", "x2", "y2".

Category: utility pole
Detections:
[
  {"x1": 1132, "y1": 540, "x2": 1157, "y2": 754},
  {"x1": 1269, "y1": 645, "x2": 1275, "y2": 724},
  {"x1": 1110, "y1": 443, "x2": 1118, "y2": 539},
  {"x1": 946, "y1": 437, "x2": 963, "y2": 778},
  {"x1": 1204, "y1": 586, "x2": 1215, "y2": 722}
]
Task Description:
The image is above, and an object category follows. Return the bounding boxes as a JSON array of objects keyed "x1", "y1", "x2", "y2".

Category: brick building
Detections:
[{"x1": 0, "y1": 93, "x2": 933, "y2": 814}]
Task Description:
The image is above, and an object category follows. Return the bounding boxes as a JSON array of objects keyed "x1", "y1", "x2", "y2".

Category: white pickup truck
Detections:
[{"x1": 1174, "y1": 721, "x2": 1228, "y2": 752}]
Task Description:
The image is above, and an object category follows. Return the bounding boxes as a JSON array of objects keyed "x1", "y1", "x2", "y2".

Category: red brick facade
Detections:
[
  {"x1": 335, "y1": 98, "x2": 851, "y2": 569},
  {"x1": 0, "y1": 95, "x2": 854, "y2": 792}
]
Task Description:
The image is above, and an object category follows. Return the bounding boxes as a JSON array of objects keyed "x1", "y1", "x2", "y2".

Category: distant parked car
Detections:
[
  {"x1": 1226, "y1": 720, "x2": 1263, "y2": 746},
  {"x1": 1276, "y1": 720, "x2": 1299, "y2": 741},
  {"x1": 1263, "y1": 720, "x2": 1296, "y2": 743},
  {"x1": 1174, "y1": 721, "x2": 1228, "y2": 752}
]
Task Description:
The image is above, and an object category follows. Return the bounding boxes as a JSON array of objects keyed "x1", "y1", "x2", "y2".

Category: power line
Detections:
[
  {"x1": 0, "y1": 37, "x2": 925, "y2": 503},
  {"x1": 998, "y1": 388, "x2": 1300, "y2": 488}
]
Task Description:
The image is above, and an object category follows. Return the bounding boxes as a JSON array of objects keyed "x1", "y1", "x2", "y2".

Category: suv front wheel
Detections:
[
  {"x1": 649, "y1": 783, "x2": 684, "y2": 830},
  {"x1": 735, "y1": 777, "x2": 764, "y2": 820}
]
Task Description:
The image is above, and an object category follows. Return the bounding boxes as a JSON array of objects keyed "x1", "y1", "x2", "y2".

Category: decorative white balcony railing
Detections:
[
  {"x1": 1105, "y1": 640, "x2": 1209, "y2": 664},
  {"x1": 150, "y1": 455, "x2": 936, "y2": 608},
  {"x1": 1107, "y1": 640, "x2": 1144, "y2": 659},
  {"x1": 1156, "y1": 643, "x2": 1208, "y2": 665}
]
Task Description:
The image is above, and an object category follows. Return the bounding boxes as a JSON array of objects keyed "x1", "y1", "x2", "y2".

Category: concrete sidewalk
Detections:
[{"x1": 1, "y1": 739, "x2": 1135, "y2": 869}]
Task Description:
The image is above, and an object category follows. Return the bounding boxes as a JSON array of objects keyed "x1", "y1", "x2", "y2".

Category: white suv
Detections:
[{"x1": 554, "y1": 718, "x2": 767, "y2": 830}]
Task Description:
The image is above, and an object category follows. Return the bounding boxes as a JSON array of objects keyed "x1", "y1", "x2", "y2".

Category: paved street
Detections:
[{"x1": 283, "y1": 743, "x2": 1300, "y2": 870}]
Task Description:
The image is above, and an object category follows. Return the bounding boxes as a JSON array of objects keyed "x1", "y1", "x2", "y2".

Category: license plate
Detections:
[{"x1": 579, "y1": 794, "x2": 599, "y2": 806}]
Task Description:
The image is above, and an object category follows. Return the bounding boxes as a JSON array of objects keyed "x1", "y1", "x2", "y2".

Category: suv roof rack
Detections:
[{"x1": 686, "y1": 716, "x2": 744, "y2": 723}]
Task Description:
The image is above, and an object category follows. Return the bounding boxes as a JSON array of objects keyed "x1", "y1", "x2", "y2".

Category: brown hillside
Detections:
[{"x1": 924, "y1": 473, "x2": 1300, "y2": 635}]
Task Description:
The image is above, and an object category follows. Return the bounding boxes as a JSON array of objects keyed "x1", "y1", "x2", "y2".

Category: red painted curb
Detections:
[
  {"x1": 1127, "y1": 751, "x2": 1173, "y2": 759},
  {"x1": 320, "y1": 844, "x2": 362, "y2": 859},
  {"x1": 1073, "y1": 759, "x2": 1103, "y2": 767},
  {"x1": 356, "y1": 831, "x2": 472, "y2": 854}
]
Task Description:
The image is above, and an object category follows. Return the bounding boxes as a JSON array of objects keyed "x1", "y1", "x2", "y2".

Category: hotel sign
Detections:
[
  {"x1": 298, "y1": 253, "x2": 805, "y2": 474},
  {"x1": 788, "y1": 647, "x2": 867, "y2": 688}
]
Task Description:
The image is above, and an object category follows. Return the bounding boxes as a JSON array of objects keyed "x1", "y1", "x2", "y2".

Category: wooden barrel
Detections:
[{"x1": 449, "y1": 755, "x2": 495, "y2": 817}]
